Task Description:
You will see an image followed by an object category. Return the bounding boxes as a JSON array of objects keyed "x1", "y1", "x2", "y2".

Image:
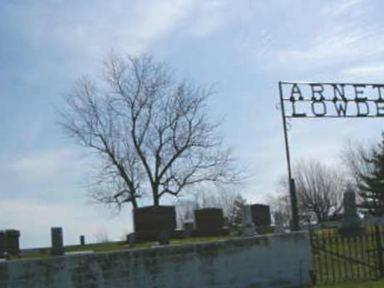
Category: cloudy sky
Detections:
[{"x1": 1, "y1": 0, "x2": 384, "y2": 248}]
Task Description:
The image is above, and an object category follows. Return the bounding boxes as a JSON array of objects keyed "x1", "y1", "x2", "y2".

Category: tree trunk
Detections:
[
  {"x1": 132, "y1": 199, "x2": 138, "y2": 210},
  {"x1": 152, "y1": 183, "x2": 160, "y2": 206}
]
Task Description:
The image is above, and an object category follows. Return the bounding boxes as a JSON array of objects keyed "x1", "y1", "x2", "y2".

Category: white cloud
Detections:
[
  {"x1": 274, "y1": 0, "x2": 384, "y2": 72},
  {"x1": 4, "y1": 0, "x2": 198, "y2": 77},
  {"x1": 133, "y1": 0, "x2": 197, "y2": 41},
  {"x1": 236, "y1": 29, "x2": 273, "y2": 62},
  {"x1": 341, "y1": 63, "x2": 384, "y2": 80},
  {"x1": 10, "y1": 148, "x2": 87, "y2": 182},
  {"x1": 185, "y1": 0, "x2": 229, "y2": 37},
  {"x1": 277, "y1": 25, "x2": 384, "y2": 71},
  {"x1": 320, "y1": 0, "x2": 363, "y2": 18}
]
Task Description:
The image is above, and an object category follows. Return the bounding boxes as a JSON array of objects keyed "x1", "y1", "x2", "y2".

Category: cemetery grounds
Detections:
[
  {"x1": 311, "y1": 225, "x2": 384, "y2": 287},
  {"x1": 316, "y1": 279, "x2": 384, "y2": 287},
  {"x1": 15, "y1": 235, "x2": 234, "y2": 260}
]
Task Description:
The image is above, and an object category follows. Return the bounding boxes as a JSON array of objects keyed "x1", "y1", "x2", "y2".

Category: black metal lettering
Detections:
[
  {"x1": 310, "y1": 84, "x2": 325, "y2": 101},
  {"x1": 354, "y1": 84, "x2": 367, "y2": 102},
  {"x1": 332, "y1": 84, "x2": 346, "y2": 102},
  {"x1": 290, "y1": 83, "x2": 303, "y2": 100},
  {"x1": 375, "y1": 101, "x2": 384, "y2": 117},
  {"x1": 372, "y1": 85, "x2": 384, "y2": 102},
  {"x1": 290, "y1": 100, "x2": 306, "y2": 117},
  {"x1": 333, "y1": 101, "x2": 348, "y2": 117},
  {"x1": 356, "y1": 101, "x2": 369, "y2": 116},
  {"x1": 311, "y1": 100, "x2": 327, "y2": 116}
]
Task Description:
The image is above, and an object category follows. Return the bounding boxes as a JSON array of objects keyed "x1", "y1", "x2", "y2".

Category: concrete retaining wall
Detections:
[{"x1": 0, "y1": 232, "x2": 311, "y2": 288}]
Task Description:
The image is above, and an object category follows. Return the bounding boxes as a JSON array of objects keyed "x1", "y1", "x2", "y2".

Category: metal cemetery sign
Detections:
[
  {"x1": 280, "y1": 81, "x2": 384, "y2": 118},
  {"x1": 277, "y1": 81, "x2": 384, "y2": 232}
]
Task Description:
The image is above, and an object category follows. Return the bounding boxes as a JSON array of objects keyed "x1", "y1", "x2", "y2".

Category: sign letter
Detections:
[
  {"x1": 290, "y1": 83, "x2": 303, "y2": 101},
  {"x1": 311, "y1": 100, "x2": 327, "y2": 116},
  {"x1": 333, "y1": 101, "x2": 348, "y2": 117},
  {"x1": 354, "y1": 84, "x2": 367, "y2": 102},
  {"x1": 356, "y1": 101, "x2": 370, "y2": 117},
  {"x1": 376, "y1": 101, "x2": 384, "y2": 117},
  {"x1": 310, "y1": 84, "x2": 325, "y2": 101},
  {"x1": 332, "y1": 84, "x2": 346, "y2": 102},
  {"x1": 290, "y1": 101, "x2": 306, "y2": 117},
  {"x1": 372, "y1": 85, "x2": 384, "y2": 102}
]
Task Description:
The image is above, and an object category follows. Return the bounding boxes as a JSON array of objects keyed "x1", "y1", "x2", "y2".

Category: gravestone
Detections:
[
  {"x1": 251, "y1": 204, "x2": 272, "y2": 234},
  {"x1": 183, "y1": 220, "x2": 194, "y2": 237},
  {"x1": 194, "y1": 208, "x2": 227, "y2": 236},
  {"x1": 157, "y1": 231, "x2": 170, "y2": 245},
  {"x1": 339, "y1": 186, "x2": 362, "y2": 236},
  {"x1": 242, "y1": 205, "x2": 256, "y2": 237},
  {"x1": 0, "y1": 231, "x2": 5, "y2": 258},
  {"x1": 5, "y1": 230, "x2": 20, "y2": 256},
  {"x1": 274, "y1": 212, "x2": 285, "y2": 234},
  {"x1": 133, "y1": 206, "x2": 176, "y2": 242},
  {"x1": 80, "y1": 235, "x2": 85, "y2": 246},
  {"x1": 126, "y1": 233, "x2": 136, "y2": 245},
  {"x1": 51, "y1": 227, "x2": 64, "y2": 256},
  {"x1": 250, "y1": 204, "x2": 272, "y2": 227}
]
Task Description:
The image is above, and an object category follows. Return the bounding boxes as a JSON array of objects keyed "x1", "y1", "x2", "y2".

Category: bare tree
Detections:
[
  {"x1": 342, "y1": 138, "x2": 384, "y2": 216},
  {"x1": 341, "y1": 140, "x2": 375, "y2": 186},
  {"x1": 60, "y1": 54, "x2": 239, "y2": 209},
  {"x1": 266, "y1": 191, "x2": 292, "y2": 226},
  {"x1": 175, "y1": 188, "x2": 245, "y2": 227},
  {"x1": 294, "y1": 159, "x2": 345, "y2": 223}
]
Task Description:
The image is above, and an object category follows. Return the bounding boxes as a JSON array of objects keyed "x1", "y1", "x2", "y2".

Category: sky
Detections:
[{"x1": 1, "y1": 0, "x2": 384, "y2": 248}]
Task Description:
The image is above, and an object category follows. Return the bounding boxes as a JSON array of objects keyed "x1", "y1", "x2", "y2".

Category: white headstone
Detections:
[
  {"x1": 274, "y1": 212, "x2": 285, "y2": 234},
  {"x1": 242, "y1": 205, "x2": 256, "y2": 237}
]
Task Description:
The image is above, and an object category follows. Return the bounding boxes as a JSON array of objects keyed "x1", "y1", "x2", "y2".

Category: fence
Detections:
[{"x1": 310, "y1": 225, "x2": 384, "y2": 285}]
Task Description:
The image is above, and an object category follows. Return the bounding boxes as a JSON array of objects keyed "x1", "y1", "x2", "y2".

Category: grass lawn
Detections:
[
  {"x1": 316, "y1": 279, "x2": 384, "y2": 287},
  {"x1": 16, "y1": 235, "x2": 234, "y2": 260},
  {"x1": 310, "y1": 226, "x2": 383, "y2": 283}
]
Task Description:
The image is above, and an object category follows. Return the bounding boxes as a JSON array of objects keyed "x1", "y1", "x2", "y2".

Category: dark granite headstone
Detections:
[
  {"x1": 157, "y1": 231, "x2": 170, "y2": 245},
  {"x1": 51, "y1": 227, "x2": 64, "y2": 256},
  {"x1": 126, "y1": 233, "x2": 136, "y2": 245},
  {"x1": 133, "y1": 206, "x2": 176, "y2": 242},
  {"x1": 339, "y1": 186, "x2": 362, "y2": 236},
  {"x1": 250, "y1": 204, "x2": 272, "y2": 227},
  {"x1": 5, "y1": 230, "x2": 20, "y2": 256},
  {"x1": 194, "y1": 208, "x2": 227, "y2": 236}
]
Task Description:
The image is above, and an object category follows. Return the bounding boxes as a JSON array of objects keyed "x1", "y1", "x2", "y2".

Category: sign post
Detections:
[
  {"x1": 278, "y1": 81, "x2": 299, "y2": 231},
  {"x1": 278, "y1": 81, "x2": 384, "y2": 231}
]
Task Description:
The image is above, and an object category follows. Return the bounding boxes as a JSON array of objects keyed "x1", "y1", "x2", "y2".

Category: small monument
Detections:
[
  {"x1": 242, "y1": 205, "x2": 256, "y2": 237},
  {"x1": 157, "y1": 231, "x2": 170, "y2": 245},
  {"x1": 51, "y1": 227, "x2": 64, "y2": 256},
  {"x1": 80, "y1": 235, "x2": 85, "y2": 246},
  {"x1": 183, "y1": 220, "x2": 194, "y2": 237},
  {"x1": 126, "y1": 233, "x2": 136, "y2": 246},
  {"x1": 133, "y1": 206, "x2": 176, "y2": 242},
  {"x1": 250, "y1": 204, "x2": 272, "y2": 226},
  {"x1": 339, "y1": 185, "x2": 362, "y2": 236},
  {"x1": 194, "y1": 208, "x2": 227, "y2": 236},
  {"x1": 250, "y1": 204, "x2": 272, "y2": 234},
  {"x1": 274, "y1": 212, "x2": 285, "y2": 234},
  {"x1": 5, "y1": 230, "x2": 20, "y2": 256}
]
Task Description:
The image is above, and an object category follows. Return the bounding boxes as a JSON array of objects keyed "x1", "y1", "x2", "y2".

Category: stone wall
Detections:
[{"x1": 0, "y1": 232, "x2": 311, "y2": 288}]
